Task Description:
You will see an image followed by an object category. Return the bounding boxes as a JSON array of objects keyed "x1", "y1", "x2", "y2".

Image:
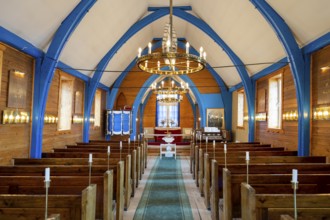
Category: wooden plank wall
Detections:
[
  {"x1": 0, "y1": 42, "x2": 106, "y2": 164},
  {"x1": 254, "y1": 65, "x2": 298, "y2": 151},
  {"x1": 89, "y1": 89, "x2": 106, "y2": 141},
  {"x1": 43, "y1": 69, "x2": 106, "y2": 151},
  {"x1": 311, "y1": 45, "x2": 330, "y2": 158},
  {"x1": 0, "y1": 43, "x2": 34, "y2": 165}
]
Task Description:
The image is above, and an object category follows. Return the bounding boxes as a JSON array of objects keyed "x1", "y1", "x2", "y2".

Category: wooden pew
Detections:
[
  {"x1": 211, "y1": 162, "x2": 330, "y2": 220},
  {"x1": 204, "y1": 155, "x2": 326, "y2": 210},
  {"x1": 72, "y1": 141, "x2": 146, "y2": 175},
  {"x1": 241, "y1": 182, "x2": 330, "y2": 220},
  {"x1": 43, "y1": 149, "x2": 138, "y2": 197},
  {"x1": 12, "y1": 157, "x2": 132, "y2": 212},
  {"x1": 0, "y1": 184, "x2": 96, "y2": 220},
  {"x1": 194, "y1": 144, "x2": 284, "y2": 188},
  {"x1": 222, "y1": 171, "x2": 330, "y2": 219},
  {"x1": 0, "y1": 163, "x2": 123, "y2": 220},
  {"x1": 0, "y1": 175, "x2": 110, "y2": 220}
]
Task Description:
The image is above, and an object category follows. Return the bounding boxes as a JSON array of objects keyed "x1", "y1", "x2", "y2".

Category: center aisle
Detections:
[
  {"x1": 133, "y1": 157, "x2": 193, "y2": 220},
  {"x1": 124, "y1": 156, "x2": 211, "y2": 220}
]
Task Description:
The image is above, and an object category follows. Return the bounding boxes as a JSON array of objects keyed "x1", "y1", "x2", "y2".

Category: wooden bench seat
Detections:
[
  {"x1": 0, "y1": 163, "x2": 124, "y2": 220},
  {"x1": 222, "y1": 171, "x2": 330, "y2": 219},
  {"x1": 241, "y1": 182, "x2": 330, "y2": 220},
  {"x1": 210, "y1": 162, "x2": 330, "y2": 220},
  {"x1": 0, "y1": 184, "x2": 96, "y2": 220}
]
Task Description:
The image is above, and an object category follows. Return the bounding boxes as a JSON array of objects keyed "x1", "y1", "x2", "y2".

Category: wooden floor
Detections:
[{"x1": 124, "y1": 156, "x2": 212, "y2": 220}]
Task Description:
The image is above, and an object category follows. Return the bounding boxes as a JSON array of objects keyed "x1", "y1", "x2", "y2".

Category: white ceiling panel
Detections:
[
  {"x1": 0, "y1": 0, "x2": 79, "y2": 50},
  {"x1": 267, "y1": 0, "x2": 330, "y2": 47},
  {"x1": 191, "y1": 0, "x2": 285, "y2": 77},
  {"x1": 60, "y1": 0, "x2": 147, "y2": 78},
  {"x1": 186, "y1": 24, "x2": 241, "y2": 87},
  {"x1": 100, "y1": 25, "x2": 154, "y2": 86},
  {"x1": 147, "y1": 0, "x2": 191, "y2": 7}
]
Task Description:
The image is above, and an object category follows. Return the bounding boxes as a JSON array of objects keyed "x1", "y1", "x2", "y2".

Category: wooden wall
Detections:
[
  {"x1": 311, "y1": 45, "x2": 330, "y2": 157},
  {"x1": 43, "y1": 69, "x2": 106, "y2": 151},
  {"x1": 0, "y1": 43, "x2": 34, "y2": 165},
  {"x1": 254, "y1": 65, "x2": 298, "y2": 151},
  {"x1": 89, "y1": 89, "x2": 106, "y2": 141}
]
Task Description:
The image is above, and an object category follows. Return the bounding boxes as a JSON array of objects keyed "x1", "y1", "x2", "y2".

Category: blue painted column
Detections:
[
  {"x1": 250, "y1": 0, "x2": 309, "y2": 155},
  {"x1": 29, "y1": 0, "x2": 96, "y2": 157}
]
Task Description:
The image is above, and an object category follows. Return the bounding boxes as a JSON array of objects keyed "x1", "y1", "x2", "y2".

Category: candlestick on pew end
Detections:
[
  {"x1": 213, "y1": 140, "x2": 215, "y2": 158},
  {"x1": 88, "y1": 154, "x2": 93, "y2": 186},
  {"x1": 291, "y1": 169, "x2": 299, "y2": 220},
  {"x1": 44, "y1": 167, "x2": 51, "y2": 220},
  {"x1": 206, "y1": 136, "x2": 208, "y2": 153},
  {"x1": 128, "y1": 137, "x2": 131, "y2": 153},
  {"x1": 224, "y1": 143, "x2": 227, "y2": 169},
  {"x1": 134, "y1": 135, "x2": 136, "y2": 149},
  {"x1": 120, "y1": 141, "x2": 122, "y2": 161},
  {"x1": 246, "y1": 151, "x2": 250, "y2": 184},
  {"x1": 107, "y1": 146, "x2": 111, "y2": 171},
  {"x1": 199, "y1": 134, "x2": 202, "y2": 148}
]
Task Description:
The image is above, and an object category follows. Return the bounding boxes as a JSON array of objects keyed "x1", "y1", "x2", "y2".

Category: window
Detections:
[
  {"x1": 268, "y1": 74, "x2": 282, "y2": 129},
  {"x1": 156, "y1": 95, "x2": 179, "y2": 127},
  {"x1": 237, "y1": 91, "x2": 244, "y2": 127},
  {"x1": 94, "y1": 90, "x2": 101, "y2": 127},
  {"x1": 58, "y1": 75, "x2": 74, "y2": 131}
]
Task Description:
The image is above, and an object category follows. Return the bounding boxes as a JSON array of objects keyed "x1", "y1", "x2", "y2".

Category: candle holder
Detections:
[
  {"x1": 291, "y1": 181, "x2": 299, "y2": 220},
  {"x1": 44, "y1": 179, "x2": 51, "y2": 220},
  {"x1": 107, "y1": 151, "x2": 110, "y2": 171},
  {"x1": 89, "y1": 161, "x2": 92, "y2": 186},
  {"x1": 224, "y1": 150, "x2": 227, "y2": 169},
  {"x1": 246, "y1": 160, "x2": 249, "y2": 184}
]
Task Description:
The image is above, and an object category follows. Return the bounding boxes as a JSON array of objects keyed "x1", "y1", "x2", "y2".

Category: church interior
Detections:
[{"x1": 1, "y1": 0, "x2": 330, "y2": 219}]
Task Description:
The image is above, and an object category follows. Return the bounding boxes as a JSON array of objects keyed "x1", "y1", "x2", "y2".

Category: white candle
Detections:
[
  {"x1": 128, "y1": 138, "x2": 130, "y2": 144},
  {"x1": 166, "y1": 40, "x2": 170, "y2": 52},
  {"x1": 45, "y1": 167, "x2": 50, "y2": 182},
  {"x1": 213, "y1": 140, "x2": 215, "y2": 147},
  {"x1": 206, "y1": 136, "x2": 208, "y2": 143},
  {"x1": 186, "y1": 42, "x2": 190, "y2": 54},
  {"x1": 138, "y1": 47, "x2": 142, "y2": 57},
  {"x1": 224, "y1": 144, "x2": 227, "y2": 153},
  {"x1": 134, "y1": 136, "x2": 136, "y2": 142},
  {"x1": 148, "y1": 42, "x2": 152, "y2": 54},
  {"x1": 120, "y1": 141, "x2": 122, "y2": 150},
  {"x1": 199, "y1": 47, "x2": 203, "y2": 57},
  {"x1": 246, "y1": 151, "x2": 250, "y2": 161},
  {"x1": 89, "y1": 154, "x2": 93, "y2": 163},
  {"x1": 203, "y1": 51, "x2": 207, "y2": 60},
  {"x1": 107, "y1": 146, "x2": 110, "y2": 154},
  {"x1": 292, "y1": 169, "x2": 298, "y2": 183}
]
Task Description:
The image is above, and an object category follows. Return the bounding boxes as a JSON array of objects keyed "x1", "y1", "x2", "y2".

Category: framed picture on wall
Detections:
[
  {"x1": 8, "y1": 70, "x2": 28, "y2": 108},
  {"x1": 206, "y1": 108, "x2": 225, "y2": 129}
]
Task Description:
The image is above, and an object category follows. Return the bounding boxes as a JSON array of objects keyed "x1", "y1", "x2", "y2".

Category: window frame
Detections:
[
  {"x1": 267, "y1": 73, "x2": 283, "y2": 131},
  {"x1": 94, "y1": 89, "x2": 102, "y2": 128},
  {"x1": 236, "y1": 90, "x2": 245, "y2": 128},
  {"x1": 57, "y1": 73, "x2": 74, "y2": 132}
]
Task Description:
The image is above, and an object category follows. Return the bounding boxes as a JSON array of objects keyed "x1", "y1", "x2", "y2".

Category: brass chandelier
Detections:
[
  {"x1": 136, "y1": 0, "x2": 207, "y2": 75},
  {"x1": 151, "y1": 79, "x2": 189, "y2": 104}
]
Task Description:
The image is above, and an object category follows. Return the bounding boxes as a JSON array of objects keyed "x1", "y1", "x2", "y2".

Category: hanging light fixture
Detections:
[
  {"x1": 151, "y1": 79, "x2": 189, "y2": 104},
  {"x1": 136, "y1": 0, "x2": 206, "y2": 75}
]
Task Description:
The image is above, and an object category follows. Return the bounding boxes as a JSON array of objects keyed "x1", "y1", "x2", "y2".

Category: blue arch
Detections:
[
  {"x1": 83, "y1": 7, "x2": 254, "y2": 141},
  {"x1": 30, "y1": 0, "x2": 97, "y2": 157},
  {"x1": 249, "y1": 0, "x2": 309, "y2": 156}
]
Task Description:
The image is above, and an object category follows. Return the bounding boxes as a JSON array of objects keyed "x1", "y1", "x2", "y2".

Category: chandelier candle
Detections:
[
  {"x1": 246, "y1": 151, "x2": 250, "y2": 184},
  {"x1": 44, "y1": 167, "x2": 51, "y2": 220},
  {"x1": 292, "y1": 169, "x2": 299, "y2": 220},
  {"x1": 88, "y1": 154, "x2": 93, "y2": 186}
]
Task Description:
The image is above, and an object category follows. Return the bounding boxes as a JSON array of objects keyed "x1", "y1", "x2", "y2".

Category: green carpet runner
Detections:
[{"x1": 134, "y1": 157, "x2": 193, "y2": 220}]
